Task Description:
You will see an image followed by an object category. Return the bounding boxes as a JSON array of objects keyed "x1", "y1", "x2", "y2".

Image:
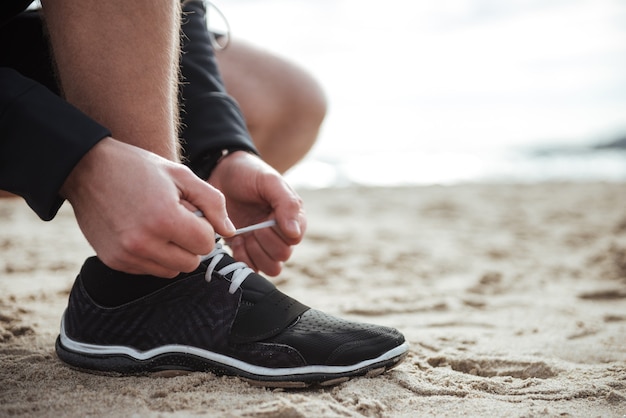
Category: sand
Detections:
[{"x1": 0, "y1": 182, "x2": 625, "y2": 417}]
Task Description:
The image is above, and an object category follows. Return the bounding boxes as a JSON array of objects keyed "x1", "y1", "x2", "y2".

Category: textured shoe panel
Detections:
[
  {"x1": 269, "y1": 309, "x2": 406, "y2": 366},
  {"x1": 64, "y1": 272, "x2": 240, "y2": 352}
]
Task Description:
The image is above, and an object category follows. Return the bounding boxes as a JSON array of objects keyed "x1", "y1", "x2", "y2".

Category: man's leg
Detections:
[
  {"x1": 216, "y1": 41, "x2": 327, "y2": 174},
  {"x1": 41, "y1": 0, "x2": 181, "y2": 160}
]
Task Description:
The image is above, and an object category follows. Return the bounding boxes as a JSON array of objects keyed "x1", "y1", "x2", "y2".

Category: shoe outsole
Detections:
[
  {"x1": 242, "y1": 357, "x2": 407, "y2": 389},
  {"x1": 55, "y1": 336, "x2": 408, "y2": 388}
]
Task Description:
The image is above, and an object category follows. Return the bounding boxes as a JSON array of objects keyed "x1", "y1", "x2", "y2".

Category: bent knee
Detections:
[
  {"x1": 218, "y1": 40, "x2": 327, "y2": 127},
  {"x1": 275, "y1": 59, "x2": 327, "y2": 125}
]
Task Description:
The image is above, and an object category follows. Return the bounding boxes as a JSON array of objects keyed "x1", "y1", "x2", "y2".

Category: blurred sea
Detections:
[{"x1": 221, "y1": 0, "x2": 626, "y2": 187}]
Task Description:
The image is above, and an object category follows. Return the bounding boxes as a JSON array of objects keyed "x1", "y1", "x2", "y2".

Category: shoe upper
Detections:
[{"x1": 62, "y1": 252, "x2": 406, "y2": 369}]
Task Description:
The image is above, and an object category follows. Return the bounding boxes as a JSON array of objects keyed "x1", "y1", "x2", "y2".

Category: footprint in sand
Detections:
[
  {"x1": 467, "y1": 271, "x2": 506, "y2": 295},
  {"x1": 427, "y1": 356, "x2": 559, "y2": 379},
  {"x1": 0, "y1": 301, "x2": 34, "y2": 342},
  {"x1": 578, "y1": 288, "x2": 626, "y2": 300},
  {"x1": 0, "y1": 316, "x2": 34, "y2": 342}
]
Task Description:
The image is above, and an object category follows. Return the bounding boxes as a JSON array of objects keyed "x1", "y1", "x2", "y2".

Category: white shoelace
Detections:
[
  {"x1": 199, "y1": 219, "x2": 277, "y2": 294},
  {"x1": 201, "y1": 244, "x2": 253, "y2": 294}
]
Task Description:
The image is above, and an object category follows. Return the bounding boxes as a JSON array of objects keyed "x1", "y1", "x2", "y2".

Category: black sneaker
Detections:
[{"x1": 55, "y1": 243, "x2": 408, "y2": 388}]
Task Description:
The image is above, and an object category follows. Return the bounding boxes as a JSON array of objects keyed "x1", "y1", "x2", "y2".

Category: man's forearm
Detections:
[{"x1": 41, "y1": 0, "x2": 181, "y2": 160}]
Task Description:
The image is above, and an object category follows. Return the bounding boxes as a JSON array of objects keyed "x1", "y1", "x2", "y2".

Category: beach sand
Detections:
[{"x1": 1, "y1": 182, "x2": 625, "y2": 417}]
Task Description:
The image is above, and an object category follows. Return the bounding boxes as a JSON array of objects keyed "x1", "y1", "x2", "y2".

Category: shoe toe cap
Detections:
[{"x1": 270, "y1": 309, "x2": 406, "y2": 367}]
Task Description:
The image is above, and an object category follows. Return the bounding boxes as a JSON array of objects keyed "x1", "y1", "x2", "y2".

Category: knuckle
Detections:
[
  {"x1": 274, "y1": 245, "x2": 293, "y2": 262},
  {"x1": 198, "y1": 237, "x2": 215, "y2": 255},
  {"x1": 119, "y1": 230, "x2": 148, "y2": 256},
  {"x1": 171, "y1": 162, "x2": 194, "y2": 178},
  {"x1": 263, "y1": 262, "x2": 282, "y2": 277},
  {"x1": 286, "y1": 194, "x2": 304, "y2": 211},
  {"x1": 152, "y1": 210, "x2": 176, "y2": 230},
  {"x1": 208, "y1": 189, "x2": 226, "y2": 208},
  {"x1": 180, "y1": 255, "x2": 202, "y2": 273}
]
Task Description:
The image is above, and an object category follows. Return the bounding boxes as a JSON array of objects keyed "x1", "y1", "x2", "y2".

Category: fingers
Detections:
[
  {"x1": 166, "y1": 205, "x2": 216, "y2": 255},
  {"x1": 229, "y1": 226, "x2": 293, "y2": 276},
  {"x1": 111, "y1": 219, "x2": 210, "y2": 276},
  {"x1": 173, "y1": 166, "x2": 236, "y2": 239},
  {"x1": 261, "y1": 174, "x2": 306, "y2": 244},
  {"x1": 254, "y1": 226, "x2": 293, "y2": 262},
  {"x1": 100, "y1": 243, "x2": 202, "y2": 278}
]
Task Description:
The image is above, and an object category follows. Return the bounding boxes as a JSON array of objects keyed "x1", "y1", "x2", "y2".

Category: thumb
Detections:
[{"x1": 264, "y1": 176, "x2": 306, "y2": 242}]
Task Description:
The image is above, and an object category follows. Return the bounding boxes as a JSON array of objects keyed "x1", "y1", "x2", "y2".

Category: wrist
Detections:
[
  {"x1": 200, "y1": 148, "x2": 256, "y2": 181},
  {"x1": 60, "y1": 137, "x2": 111, "y2": 201}
]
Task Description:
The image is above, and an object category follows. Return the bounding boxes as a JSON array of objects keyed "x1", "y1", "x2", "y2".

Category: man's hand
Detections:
[
  {"x1": 61, "y1": 137, "x2": 236, "y2": 278},
  {"x1": 208, "y1": 151, "x2": 306, "y2": 276}
]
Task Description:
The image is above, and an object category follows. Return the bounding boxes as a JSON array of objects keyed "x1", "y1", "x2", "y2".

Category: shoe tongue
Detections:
[{"x1": 209, "y1": 254, "x2": 277, "y2": 303}]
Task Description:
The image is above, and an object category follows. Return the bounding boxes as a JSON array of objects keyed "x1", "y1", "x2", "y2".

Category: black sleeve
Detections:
[
  {"x1": 0, "y1": 0, "x2": 33, "y2": 26},
  {"x1": 179, "y1": 0, "x2": 258, "y2": 180},
  {"x1": 0, "y1": 68, "x2": 110, "y2": 220}
]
